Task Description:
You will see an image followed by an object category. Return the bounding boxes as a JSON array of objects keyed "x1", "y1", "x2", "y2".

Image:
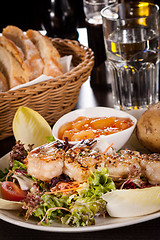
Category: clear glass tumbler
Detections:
[{"x1": 101, "y1": 2, "x2": 160, "y2": 110}]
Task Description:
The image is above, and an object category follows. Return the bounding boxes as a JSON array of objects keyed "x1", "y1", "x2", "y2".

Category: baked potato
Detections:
[{"x1": 136, "y1": 102, "x2": 160, "y2": 152}]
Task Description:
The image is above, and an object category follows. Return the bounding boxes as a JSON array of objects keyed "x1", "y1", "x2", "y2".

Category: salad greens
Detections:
[
  {"x1": 0, "y1": 169, "x2": 9, "y2": 182},
  {"x1": 0, "y1": 141, "x2": 116, "y2": 227},
  {"x1": 33, "y1": 168, "x2": 116, "y2": 227},
  {"x1": 12, "y1": 160, "x2": 27, "y2": 172}
]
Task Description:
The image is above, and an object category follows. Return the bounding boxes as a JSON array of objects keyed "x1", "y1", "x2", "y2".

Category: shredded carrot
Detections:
[
  {"x1": 68, "y1": 180, "x2": 87, "y2": 184},
  {"x1": 5, "y1": 170, "x2": 15, "y2": 181},
  {"x1": 102, "y1": 143, "x2": 114, "y2": 154},
  {"x1": 45, "y1": 180, "x2": 87, "y2": 195}
]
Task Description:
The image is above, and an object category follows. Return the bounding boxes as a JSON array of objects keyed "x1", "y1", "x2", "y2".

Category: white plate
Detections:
[
  {"x1": 0, "y1": 110, "x2": 159, "y2": 232},
  {"x1": 0, "y1": 205, "x2": 160, "y2": 233}
]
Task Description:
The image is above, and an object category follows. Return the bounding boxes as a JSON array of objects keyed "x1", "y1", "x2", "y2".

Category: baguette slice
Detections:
[
  {"x1": 0, "y1": 36, "x2": 30, "y2": 80},
  {"x1": 26, "y1": 30, "x2": 63, "y2": 78},
  {"x1": 0, "y1": 71, "x2": 9, "y2": 92},
  {"x1": 0, "y1": 45, "x2": 27, "y2": 89},
  {"x1": 3, "y1": 25, "x2": 44, "y2": 81}
]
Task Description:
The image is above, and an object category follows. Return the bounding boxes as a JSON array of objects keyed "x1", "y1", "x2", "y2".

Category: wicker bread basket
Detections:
[{"x1": 0, "y1": 38, "x2": 94, "y2": 140}]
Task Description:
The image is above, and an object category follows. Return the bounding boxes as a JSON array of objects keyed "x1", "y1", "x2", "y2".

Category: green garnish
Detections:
[{"x1": 33, "y1": 167, "x2": 116, "y2": 227}]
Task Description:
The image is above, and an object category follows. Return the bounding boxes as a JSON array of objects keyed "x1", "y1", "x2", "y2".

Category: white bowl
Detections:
[{"x1": 52, "y1": 107, "x2": 137, "y2": 151}]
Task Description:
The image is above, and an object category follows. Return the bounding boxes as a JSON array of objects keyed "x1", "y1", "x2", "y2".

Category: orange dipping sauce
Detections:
[{"x1": 58, "y1": 116, "x2": 134, "y2": 141}]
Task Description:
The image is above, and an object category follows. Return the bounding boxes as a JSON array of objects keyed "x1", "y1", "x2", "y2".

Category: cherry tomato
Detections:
[{"x1": 1, "y1": 181, "x2": 27, "y2": 201}]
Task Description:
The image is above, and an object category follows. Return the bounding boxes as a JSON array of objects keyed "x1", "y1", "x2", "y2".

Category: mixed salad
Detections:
[{"x1": 0, "y1": 140, "x2": 116, "y2": 227}]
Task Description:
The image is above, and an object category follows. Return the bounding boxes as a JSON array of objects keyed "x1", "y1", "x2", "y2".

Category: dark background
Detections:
[
  {"x1": 0, "y1": 0, "x2": 43, "y2": 31},
  {"x1": 0, "y1": 0, "x2": 159, "y2": 34},
  {"x1": 0, "y1": 0, "x2": 85, "y2": 33}
]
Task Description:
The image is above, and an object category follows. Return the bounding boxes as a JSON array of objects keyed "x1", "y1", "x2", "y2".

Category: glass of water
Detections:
[{"x1": 101, "y1": 2, "x2": 160, "y2": 110}]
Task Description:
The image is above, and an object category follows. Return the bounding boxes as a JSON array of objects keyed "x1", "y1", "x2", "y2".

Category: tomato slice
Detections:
[{"x1": 1, "y1": 181, "x2": 27, "y2": 201}]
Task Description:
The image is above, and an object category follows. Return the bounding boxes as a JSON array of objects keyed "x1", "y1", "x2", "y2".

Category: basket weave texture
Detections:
[{"x1": 0, "y1": 38, "x2": 94, "y2": 140}]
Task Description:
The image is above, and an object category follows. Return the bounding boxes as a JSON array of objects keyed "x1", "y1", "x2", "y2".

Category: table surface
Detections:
[{"x1": 0, "y1": 29, "x2": 160, "y2": 240}]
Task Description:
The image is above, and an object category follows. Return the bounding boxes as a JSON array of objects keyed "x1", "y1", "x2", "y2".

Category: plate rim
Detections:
[{"x1": 0, "y1": 209, "x2": 160, "y2": 233}]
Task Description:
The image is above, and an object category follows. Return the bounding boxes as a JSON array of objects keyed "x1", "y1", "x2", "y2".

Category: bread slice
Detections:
[
  {"x1": 0, "y1": 45, "x2": 28, "y2": 89},
  {"x1": 0, "y1": 36, "x2": 30, "y2": 80},
  {"x1": 3, "y1": 25, "x2": 44, "y2": 81},
  {"x1": 26, "y1": 30, "x2": 63, "y2": 78},
  {"x1": 0, "y1": 71, "x2": 9, "y2": 92}
]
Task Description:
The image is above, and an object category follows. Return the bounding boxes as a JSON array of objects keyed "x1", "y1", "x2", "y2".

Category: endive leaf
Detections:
[
  {"x1": 102, "y1": 187, "x2": 160, "y2": 217},
  {"x1": 0, "y1": 198, "x2": 23, "y2": 210},
  {"x1": 12, "y1": 174, "x2": 34, "y2": 191},
  {"x1": 12, "y1": 106, "x2": 53, "y2": 148}
]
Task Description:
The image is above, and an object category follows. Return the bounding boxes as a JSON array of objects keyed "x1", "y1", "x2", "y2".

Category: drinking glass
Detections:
[
  {"x1": 101, "y1": 2, "x2": 160, "y2": 110},
  {"x1": 83, "y1": 0, "x2": 116, "y2": 87}
]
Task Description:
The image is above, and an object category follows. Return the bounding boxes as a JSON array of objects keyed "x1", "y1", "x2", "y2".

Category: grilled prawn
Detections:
[
  {"x1": 64, "y1": 145, "x2": 160, "y2": 184},
  {"x1": 104, "y1": 150, "x2": 160, "y2": 185},
  {"x1": 104, "y1": 150, "x2": 142, "y2": 181},
  {"x1": 25, "y1": 142, "x2": 64, "y2": 181},
  {"x1": 25, "y1": 139, "x2": 160, "y2": 186},
  {"x1": 64, "y1": 143, "x2": 105, "y2": 181},
  {"x1": 140, "y1": 153, "x2": 160, "y2": 185}
]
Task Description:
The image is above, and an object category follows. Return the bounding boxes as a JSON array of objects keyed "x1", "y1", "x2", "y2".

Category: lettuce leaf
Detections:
[
  {"x1": 12, "y1": 160, "x2": 27, "y2": 171},
  {"x1": 33, "y1": 167, "x2": 116, "y2": 226},
  {"x1": 80, "y1": 167, "x2": 116, "y2": 198},
  {"x1": 0, "y1": 168, "x2": 9, "y2": 182}
]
